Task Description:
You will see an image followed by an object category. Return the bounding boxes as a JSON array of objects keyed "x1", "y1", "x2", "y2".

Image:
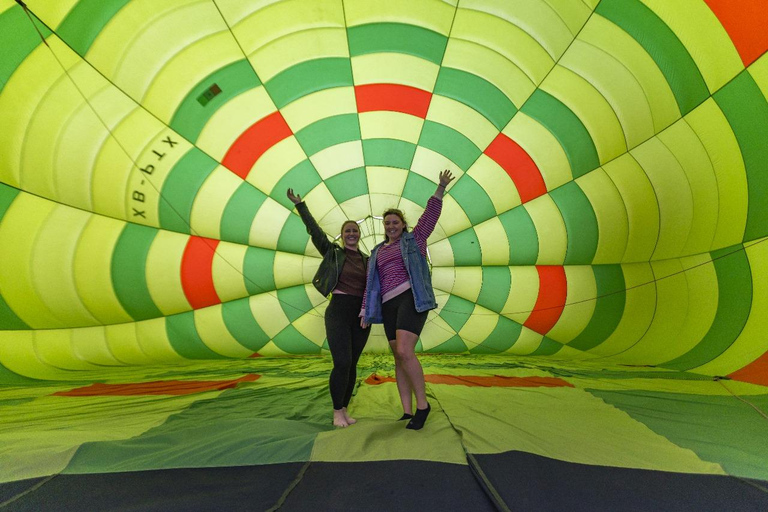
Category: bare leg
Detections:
[
  {"x1": 389, "y1": 339, "x2": 413, "y2": 415},
  {"x1": 393, "y1": 330, "x2": 428, "y2": 409}
]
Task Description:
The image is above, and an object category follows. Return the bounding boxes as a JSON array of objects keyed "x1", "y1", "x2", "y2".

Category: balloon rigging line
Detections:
[{"x1": 717, "y1": 379, "x2": 768, "y2": 422}]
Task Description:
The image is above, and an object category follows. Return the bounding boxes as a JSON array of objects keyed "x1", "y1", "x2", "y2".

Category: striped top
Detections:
[{"x1": 364, "y1": 196, "x2": 442, "y2": 306}]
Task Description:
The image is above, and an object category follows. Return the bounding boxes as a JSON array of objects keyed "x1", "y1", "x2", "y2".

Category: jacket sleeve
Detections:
[{"x1": 295, "y1": 201, "x2": 333, "y2": 256}]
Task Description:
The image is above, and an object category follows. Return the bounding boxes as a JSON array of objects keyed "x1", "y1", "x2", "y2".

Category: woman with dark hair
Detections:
[
  {"x1": 361, "y1": 170, "x2": 454, "y2": 430},
  {"x1": 287, "y1": 188, "x2": 371, "y2": 428}
]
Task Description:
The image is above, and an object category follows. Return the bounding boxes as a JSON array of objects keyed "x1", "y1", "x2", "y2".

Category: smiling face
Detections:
[
  {"x1": 383, "y1": 213, "x2": 406, "y2": 243},
  {"x1": 340, "y1": 221, "x2": 360, "y2": 249}
]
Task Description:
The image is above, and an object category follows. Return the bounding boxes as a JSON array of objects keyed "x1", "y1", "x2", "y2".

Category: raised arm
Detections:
[
  {"x1": 412, "y1": 170, "x2": 455, "y2": 246},
  {"x1": 287, "y1": 188, "x2": 333, "y2": 255}
]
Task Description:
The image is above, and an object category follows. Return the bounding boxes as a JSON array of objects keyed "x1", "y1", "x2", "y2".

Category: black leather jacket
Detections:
[{"x1": 295, "y1": 202, "x2": 368, "y2": 297}]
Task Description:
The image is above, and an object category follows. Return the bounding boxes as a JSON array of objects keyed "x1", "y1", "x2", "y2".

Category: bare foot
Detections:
[
  {"x1": 342, "y1": 407, "x2": 357, "y2": 425},
  {"x1": 333, "y1": 409, "x2": 349, "y2": 428}
]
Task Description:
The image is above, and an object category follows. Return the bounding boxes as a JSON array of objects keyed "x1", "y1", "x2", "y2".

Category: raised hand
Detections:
[
  {"x1": 438, "y1": 169, "x2": 455, "y2": 188},
  {"x1": 286, "y1": 188, "x2": 302, "y2": 205}
]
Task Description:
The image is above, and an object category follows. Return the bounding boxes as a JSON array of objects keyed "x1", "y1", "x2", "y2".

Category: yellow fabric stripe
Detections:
[
  {"x1": 427, "y1": 238, "x2": 454, "y2": 267},
  {"x1": 352, "y1": 53, "x2": 439, "y2": 90},
  {"x1": 525, "y1": 195, "x2": 567, "y2": 264},
  {"x1": 311, "y1": 141, "x2": 365, "y2": 180},
  {"x1": 25, "y1": 0, "x2": 78, "y2": 26},
  {"x1": 72, "y1": 326, "x2": 123, "y2": 366},
  {"x1": 504, "y1": 112, "x2": 571, "y2": 191},
  {"x1": 0, "y1": 195, "x2": 64, "y2": 327},
  {"x1": 32, "y1": 205, "x2": 99, "y2": 327},
  {"x1": 197, "y1": 86, "x2": 275, "y2": 163},
  {"x1": 549, "y1": 266, "x2": 596, "y2": 343},
  {"x1": 359, "y1": 111, "x2": 423, "y2": 143},
  {"x1": 420, "y1": 314, "x2": 458, "y2": 351},
  {"x1": 73, "y1": 216, "x2": 131, "y2": 323},
  {"x1": 35, "y1": 330, "x2": 100, "y2": 370},
  {"x1": 211, "y1": 242, "x2": 248, "y2": 303},
  {"x1": 0, "y1": 332, "x2": 74, "y2": 380},
  {"x1": 474, "y1": 217, "x2": 510, "y2": 265},
  {"x1": 411, "y1": 147, "x2": 465, "y2": 186},
  {"x1": 542, "y1": 65, "x2": 627, "y2": 164},
  {"x1": 273, "y1": 252, "x2": 311, "y2": 290},
  {"x1": 144, "y1": 29, "x2": 245, "y2": 123},
  {"x1": 459, "y1": 304, "x2": 500, "y2": 350},
  {"x1": 576, "y1": 169, "x2": 628, "y2": 264},
  {"x1": 281, "y1": 87, "x2": 356, "y2": 133},
  {"x1": 250, "y1": 292, "x2": 289, "y2": 339},
  {"x1": 452, "y1": 7, "x2": 554, "y2": 85},
  {"x1": 426, "y1": 95, "x2": 498, "y2": 149},
  {"x1": 250, "y1": 197, "x2": 291, "y2": 250},
  {"x1": 248, "y1": 137, "x2": 307, "y2": 195},
  {"x1": 685, "y1": 99, "x2": 748, "y2": 250},
  {"x1": 189, "y1": 166, "x2": 243, "y2": 240},
  {"x1": 507, "y1": 327, "x2": 543, "y2": 355},
  {"x1": 345, "y1": 0, "x2": 456, "y2": 32},
  {"x1": 502, "y1": 266, "x2": 540, "y2": 324},
  {"x1": 640, "y1": 0, "x2": 743, "y2": 93},
  {"x1": 750, "y1": 54, "x2": 768, "y2": 100},
  {"x1": 105, "y1": 322, "x2": 154, "y2": 365},
  {"x1": 145, "y1": 230, "x2": 189, "y2": 316},
  {"x1": 581, "y1": 15, "x2": 679, "y2": 133},
  {"x1": 466, "y1": 155, "x2": 520, "y2": 214},
  {"x1": 450, "y1": 267, "x2": 483, "y2": 302},
  {"x1": 135, "y1": 317, "x2": 187, "y2": 363},
  {"x1": 194, "y1": 305, "x2": 254, "y2": 358},
  {"x1": 601, "y1": 154, "x2": 658, "y2": 262},
  {"x1": 251, "y1": 27, "x2": 348, "y2": 82}
]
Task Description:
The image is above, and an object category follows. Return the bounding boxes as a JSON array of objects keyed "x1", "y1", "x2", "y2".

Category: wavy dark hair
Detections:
[{"x1": 382, "y1": 208, "x2": 408, "y2": 242}]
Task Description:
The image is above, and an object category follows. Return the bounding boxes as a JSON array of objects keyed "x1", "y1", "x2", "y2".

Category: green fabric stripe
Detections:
[
  {"x1": 661, "y1": 247, "x2": 753, "y2": 371},
  {"x1": 64, "y1": 385, "x2": 329, "y2": 473},
  {"x1": 0, "y1": 183, "x2": 20, "y2": 224},
  {"x1": 221, "y1": 298, "x2": 270, "y2": 352},
  {"x1": 439, "y1": 295, "x2": 475, "y2": 332},
  {"x1": 498, "y1": 208, "x2": 539, "y2": 265},
  {"x1": 434, "y1": 67, "x2": 517, "y2": 130},
  {"x1": 276, "y1": 214, "x2": 312, "y2": 255},
  {"x1": 590, "y1": 390, "x2": 768, "y2": 480},
  {"x1": 56, "y1": 0, "x2": 131, "y2": 56},
  {"x1": 470, "y1": 316, "x2": 521, "y2": 354},
  {"x1": 549, "y1": 181, "x2": 599, "y2": 264},
  {"x1": 242, "y1": 247, "x2": 276, "y2": 295},
  {"x1": 158, "y1": 149, "x2": 217, "y2": 234},
  {"x1": 596, "y1": 0, "x2": 709, "y2": 115},
  {"x1": 166, "y1": 312, "x2": 227, "y2": 359},
  {"x1": 418, "y1": 121, "x2": 481, "y2": 171},
  {"x1": 348, "y1": 22, "x2": 447, "y2": 64},
  {"x1": 170, "y1": 60, "x2": 261, "y2": 142},
  {"x1": 266, "y1": 58, "x2": 353, "y2": 109},
  {"x1": 401, "y1": 172, "x2": 436, "y2": 210},
  {"x1": 111, "y1": 224, "x2": 163, "y2": 320},
  {"x1": 294, "y1": 114, "x2": 361, "y2": 156},
  {"x1": 447, "y1": 229, "x2": 481, "y2": 266},
  {"x1": 276, "y1": 287, "x2": 313, "y2": 322},
  {"x1": 428, "y1": 334, "x2": 468, "y2": 353},
  {"x1": 521, "y1": 90, "x2": 599, "y2": 178},
  {"x1": 0, "y1": 362, "x2": 42, "y2": 385},
  {"x1": 568, "y1": 265, "x2": 626, "y2": 351},
  {"x1": 447, "y1": 174, "x2": 496, "y2": 225},
  {"x1": 0, "y1": 7, "x2": 50, "y2": 93},
  {"x1": 273, "y1": 325, "x2": 322, "y2": 354},
  {"x1": 530, "y1": 336, "x2": 563, "y2": 356},
  {"x1": 362, "y1": 139, "x2": 416, "y2": 168},
  {"x1": 0, "y1": 185, "x2": 29, "y2": 329},
  {"x1": 220, "y1": 183, "x2": 267, "y2": 245},
  {"x1": 714, "y1": 71, "x2": 768, "y2": 242},
  {"x1": 325, "y1": 167, "x2": 369, "y2": 204},
  {"x1": 477, "y1": 267, "x2": 512, "y2": 313},
  {"x1": 272, "y1": 160, "x2": 323, "y2": 210}
]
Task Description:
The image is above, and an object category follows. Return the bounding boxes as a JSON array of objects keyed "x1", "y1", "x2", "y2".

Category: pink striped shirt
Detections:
[{"x1": 365, "y1": 196, "x2": 442, "y2": 305}]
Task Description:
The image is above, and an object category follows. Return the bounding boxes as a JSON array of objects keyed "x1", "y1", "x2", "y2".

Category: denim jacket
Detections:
[
  {"x1": 363, "y1": 231, "x2": 437, "y2": 324},
  {"x1": 296, "y1": 202, "x2": 368, "y2": 297}
]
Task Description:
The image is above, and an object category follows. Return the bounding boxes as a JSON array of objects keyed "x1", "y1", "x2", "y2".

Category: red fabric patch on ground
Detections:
[{"x1": 54, "y1": 374, "x2": 260, "y2": 397}]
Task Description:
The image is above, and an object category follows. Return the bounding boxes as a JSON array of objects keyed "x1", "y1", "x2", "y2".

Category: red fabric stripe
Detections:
[
  {"x1": 54, "y1": 374, "x2": 260, "y2": 396},
  {"x1": 705, "y1": 0, "x2": 768, "y2": 67},
  {"x1": 355, "y1": 83, "x2": 432, "y2": 118},
  {"x1": 524, "y1": 266, "x2": 567, "y2": 335},
  {"x1": 728, "y1": 351, "x2": 768, "y2": 387},
  {"x1": 222, "y1": 111, "x2": 292, "y2": 179},
  {"x1": 181, "y1": 236, "x2": 221, "y2": 309},
  {"x1": 484, "y1": 133, "x2": 547, "y2": 203},
  {"x1": 365, "y1": 373, "x2": 572, "y2": 388}
]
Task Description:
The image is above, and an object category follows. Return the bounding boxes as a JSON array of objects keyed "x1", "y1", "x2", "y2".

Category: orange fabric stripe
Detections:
[
  {"x1": 355, "y1": 83, "x2": 432, "y2": 118},
  {"x1": 524, "y1": 266, "x2": 567, "y2": 335},
  {"x1": 222, "y1": 111, "x2": 293, "y2": 179},
  {"x1": 365, "y1": 373, "x2": 572, "y2": 388},
  {"x1": 54, "y1": 374, "x2": 260, "y2": 397},
  {"x1": 484, "y1": 133, "x2": 547, "y2": 203},
  {"x1": 728, "y1": 351, "x2": 768, "y2": 387},
  {"x1": 705, "y1": 0, "x2": 768, "y2": 66},
  {"x1": 181, "y1": 236, "x2": 221, "y2": 309}
]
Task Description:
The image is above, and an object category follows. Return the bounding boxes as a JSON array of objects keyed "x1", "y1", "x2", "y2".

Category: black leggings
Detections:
[{"x1": 325, "y1": 294, "x2": 370, "y2": 410}]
